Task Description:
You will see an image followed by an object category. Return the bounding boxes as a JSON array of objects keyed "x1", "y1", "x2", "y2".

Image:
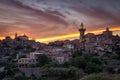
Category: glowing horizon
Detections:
[
  {"x1": 36, "y1": 27, "x2": 120, "y2": 43},
  {"x1": 0, "y1": 27, "x2": 119, "y2": 43}
]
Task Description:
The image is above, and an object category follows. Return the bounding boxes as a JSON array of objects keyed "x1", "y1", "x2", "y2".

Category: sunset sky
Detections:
[{"x1": 0, "y1": 0, "x2": 120, "y2": 43}]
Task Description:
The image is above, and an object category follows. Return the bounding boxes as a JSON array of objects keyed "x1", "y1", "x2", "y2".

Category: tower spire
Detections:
[
  {"x1": 80, "y1": 22, "x2": 84, "y2": 28},
  {"x1": 106, "y1": 27, "x2": 109, "y2": 31}
]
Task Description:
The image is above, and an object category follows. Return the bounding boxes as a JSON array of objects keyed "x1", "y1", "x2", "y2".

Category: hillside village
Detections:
[{"x1": 0, "y1": 23, "x2": 120, "y2": 80}]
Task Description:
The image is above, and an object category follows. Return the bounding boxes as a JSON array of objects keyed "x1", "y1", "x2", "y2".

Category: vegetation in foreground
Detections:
[{"x1": 0, "y1": 49, "x2": 120, "y2": 80}]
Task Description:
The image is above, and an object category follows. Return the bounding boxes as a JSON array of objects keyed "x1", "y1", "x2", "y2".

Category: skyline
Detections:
[
  {"x1": 0, "y1": 0, "x2": 120, "y2": 43},
  {"x1": 0, "y1": 27, "x2": 119, "y2": 43}
]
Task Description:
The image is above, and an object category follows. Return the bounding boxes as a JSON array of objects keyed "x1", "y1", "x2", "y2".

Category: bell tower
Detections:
[
  {"x1": 79, "y1": 22, "x2": 86, "y2": 42},
  {"x1": 79, "y1": 22, "x2": 86, "y2": 51}
]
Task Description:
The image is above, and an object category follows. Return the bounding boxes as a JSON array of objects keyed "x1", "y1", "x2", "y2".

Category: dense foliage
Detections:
[{"x1": 80, "y1": 74, "x2": 113, "y2": 80}]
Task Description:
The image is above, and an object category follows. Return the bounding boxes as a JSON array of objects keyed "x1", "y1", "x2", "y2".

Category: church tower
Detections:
[
  {"x1": 79, "y1": 22, "x2": 86, "y2": 42},
  {"x1": 79, "y1": 22, "x2": 86, "y2": 50},
  {"x1": 103, "y1": 27, "x2": 112, "y2": 38}
]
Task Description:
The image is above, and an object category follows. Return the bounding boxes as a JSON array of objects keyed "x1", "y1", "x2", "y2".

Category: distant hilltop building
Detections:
[
  {"x1": 15, "y1": 33, "x2": 29, "y2": 40},
  {"x1": 103, "y1": 27, "x2": 113, "y2": 38},
  {"x1": 78, "y1": 23, "x2": 120, "y2": 55}
]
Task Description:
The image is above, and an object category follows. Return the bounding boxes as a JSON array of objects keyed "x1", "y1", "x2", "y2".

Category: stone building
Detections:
[
  {"x1": 17, "y1": 52, "x2": 43, "y2": 68},
  {"x1": 78, "y1": 23, "x2": 120, "y2": 55},
  {"x1": 18, "y1": 58, "x2": 36, "y2": 68},
  {"x1": 84, "y1": 27, "x2": 119, "y2": 55},
  {"x1": 85, "y1": 33, "x2": 96, "y2": 53},
  {"x1": 15, "y1": 33, "x2": 29, "y2": 40},
  {"x1": 45, "y1": 46, "x2": 72, "y2": 64}
]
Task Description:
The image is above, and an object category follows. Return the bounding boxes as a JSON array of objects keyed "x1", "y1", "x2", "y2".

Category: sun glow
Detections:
[
  {"x1": 36, "y1": 27, "x2": 120, "y2": 43},
  {"x1": 0, "y1": 37, "x2": 5, "y2": 40},
  {"x1": 0, "y1": 27, "x2": 120, "y2": 43}
]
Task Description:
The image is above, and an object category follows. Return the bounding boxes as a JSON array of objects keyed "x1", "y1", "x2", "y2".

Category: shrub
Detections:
[
  {"x1": 70, "y1": 56, "x2": 87, "y2": 69},
  {"x1": 115, "y1": 74, "x2": 120, "y2": 80},
  {"x1": 82, "y1": 53, "x2": 93, "y2": 62},
  {"x1": 91, "y1": 56, "x2": 103, "y2": 65},
  {"x1": 80, "y1": 74, "x2": 113, "y2": 80},
  {"x1": 85, "y1": 62, "x2": 102, "y2": 74}
]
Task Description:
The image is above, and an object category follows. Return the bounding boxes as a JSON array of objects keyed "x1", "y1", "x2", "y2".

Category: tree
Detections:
[
  {"x1": 0, "y1": 61, "x2": 7, "y2": 67},
  {"x1": 42, "y1": 64, "x2": 53, "y2": 69},
  {"x1": 113, "y1": 44, "x2": 120, "y2": 55},
  {"x1": 6, "y1": 68, "x2": 15, "y2": 77},
  {"x1": 70, "y1": 56, "x2": 87, "y2": 69},
  {"x1": 106, "y1": 66, "x2": 115, "y2": 74},
  {"x1": 14, "y1": 75, "x2": 28, "y2": 80},
  {"x1": 63, "y1": 61, "x2": 71, "y2": 68},
  {"x1": 115, "y1": 74, "x2": 120, "y2": 80},
  {"x1": 82, "y1": 53, "x2": 93, "y2": 62},
  {"x1": 80, "y1": 74, "x2": 113, "y2": 80},
  {"x1": 118, "y1": 67, "x2": 120, "y2": 73},
  {"x1": 42, "y1": 67, "x2": 78, "y2": 80},
  {"x1": 85, "y1": 62, "x2": 102, "y2": 74},
  {"x1": 10, "y1": 51, "x2": 18, "y2": 59},
  {"x1": 110, "y1": 53, "x2": 119, "y2": 60},
  {"x1": 0, "y1": 72, "x2": 6, "y2": 79},
  {"x1": 36, "y1": 77, "x2": 45, "y2": 80},
  {"x1": 19, "y1": 55, "x2": 27, "y2": 58},
  {"x1": 91, "y1": 56, "x2": 103, "y2": 65},
  {"x1": 72, "y1": 49, "x2": 82, "y2": 57},
  {"x1": 37, "y1": 54, "x2": 51, "y2": 67}
]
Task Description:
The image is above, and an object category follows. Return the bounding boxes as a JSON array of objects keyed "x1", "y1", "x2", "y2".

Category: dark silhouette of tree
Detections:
[
  {"x1": 70, "y1": 56, "x2": 87, "y2": 69},
  {"x1": 37, "y1": 54, "x2": 51, "y2": 67},
  {"x1": 85, "y1": 62, "x2": 102, "y2": 74}
]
